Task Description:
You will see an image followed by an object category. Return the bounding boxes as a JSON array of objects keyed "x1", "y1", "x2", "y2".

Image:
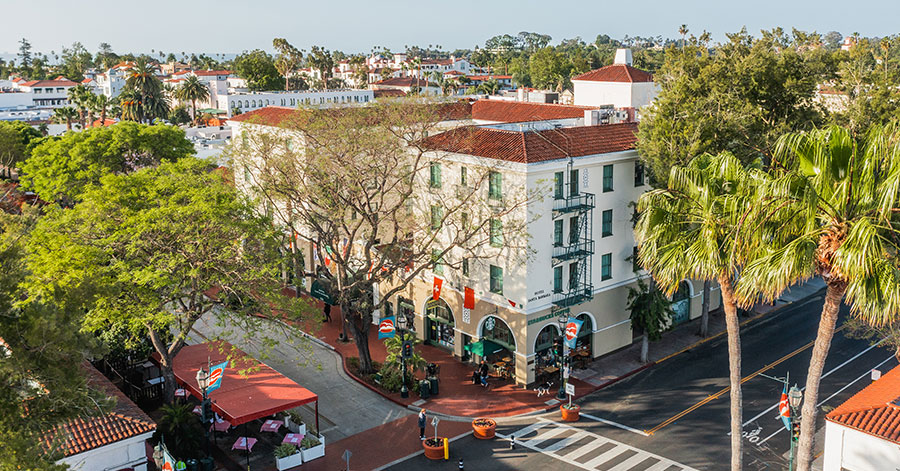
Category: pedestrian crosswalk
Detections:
[{"x1": 497, "y1": 419, "x2": 698, "y2": 471}]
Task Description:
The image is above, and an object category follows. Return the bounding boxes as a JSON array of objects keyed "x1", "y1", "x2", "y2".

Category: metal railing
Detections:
[{"x1": 553, "y1": 193, "x2": 595, "y2": 213}]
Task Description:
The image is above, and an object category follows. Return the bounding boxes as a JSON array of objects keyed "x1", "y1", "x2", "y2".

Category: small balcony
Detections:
[
  {"x1": 551, "y1": 285, "x2": 594, "y2": 308},
  {"x1": 552, "y1": 240, "x2": 595, "y2": 263},
  {"x1": 553, "y1": 193, "x2": 595, "y2": 214}
]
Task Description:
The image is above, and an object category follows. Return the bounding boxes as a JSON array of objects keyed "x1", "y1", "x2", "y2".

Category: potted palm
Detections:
[
  {"x1": 300, "y1": 433, "x2": 325, "y2": 462},
  {"x1": 283, "y1": 410, "x2": 306, "y2": 435},
  {"x1": 274, "y1": 443, "x2": 303, "y2": 470},
  {"x1": 471, "y1": 418, "x2": 496, "y2": 439}
]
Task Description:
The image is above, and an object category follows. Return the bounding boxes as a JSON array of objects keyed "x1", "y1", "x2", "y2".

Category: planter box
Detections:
[
  {"x1": 275, "y1": 451, "x2": 303, "y2": 470},
  {"x1": 560, "y1": 404, "x2": 580, "y2": 422},
  {"x1": 301, "y1": 434, "x2": 325, "y2": 462},
  {"x1": 284, "y1": 415, "x2": 306, "y2": 435},
  {"x1": 423, "y1": 438, "x2": 446, "y2": 460},
  {"x1": 472, "y1": 418, "x2": 496, "y2": 439}
]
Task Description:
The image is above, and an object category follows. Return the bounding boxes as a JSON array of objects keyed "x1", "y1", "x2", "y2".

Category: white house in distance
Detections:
[
  {"x1": 571, "y1": 49, "x2": 659, "y2": 120},
  {"x1": 13, "y1": 77, "x2": 78, "y2": 107},
  {"x1": 823, "y1": 365, "x2": 900, "y2": 471},
  {"x1": 48, "y1": 364, "x2": 156, "y2": 471}
]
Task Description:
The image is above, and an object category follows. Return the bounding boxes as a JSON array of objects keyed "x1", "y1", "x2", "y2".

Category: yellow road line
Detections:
[{"x1": 644, "y1": 325, "x2": 846, "y2": 436}]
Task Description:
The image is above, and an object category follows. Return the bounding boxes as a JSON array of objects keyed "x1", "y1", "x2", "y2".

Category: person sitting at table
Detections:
[{"x1": 478, "y1": 360, "x2": 489, "y2": 387}]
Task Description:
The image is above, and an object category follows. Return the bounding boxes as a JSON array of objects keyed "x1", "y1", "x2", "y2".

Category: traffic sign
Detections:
[{"x1": 565, "y1": 382, "x2": 575, "y2": 396}]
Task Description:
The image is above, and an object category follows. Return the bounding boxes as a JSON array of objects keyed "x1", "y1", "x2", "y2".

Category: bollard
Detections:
[
  {"x1": 444, "y1": 437, "x2": 449, "y2": 460},
  {"x1": 458, "y1": 458, "x2": 464, "y2": 470},
  {"x1": 510, "y1": 435, "x2": 515, "y2": 450}
]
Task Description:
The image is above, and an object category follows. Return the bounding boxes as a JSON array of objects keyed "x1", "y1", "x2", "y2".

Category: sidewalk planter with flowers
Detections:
[
  {"x1": 560, "y1": 403, "x2": 580, "y2": 422},
  {"x1": 300, "y1": 433, "x2": 325, "y2": 462},
  {"x1": 423, "y1": 437, "x2": 446, "y2": 460},
  {"x1": 274, "y1": 444, "x2": 303, "y2": 470},
  {"x1": 472, "y1": 418, "x2": 497, "y2": 439},
  {"x1": 283, "y1": 411, "x2": 307, "y2": 435}
]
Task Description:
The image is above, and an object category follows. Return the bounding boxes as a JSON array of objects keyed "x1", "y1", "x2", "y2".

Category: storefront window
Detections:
[
  {"x1": 481, "y1": 316, "x2": 514, "y2": 351},
  {"x1": 426, "y1": 298, "x2": 454, "y2": 349}
]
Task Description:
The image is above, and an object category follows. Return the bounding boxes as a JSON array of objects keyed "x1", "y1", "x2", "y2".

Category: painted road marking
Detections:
[
  {"x1": 580, "y1": 412, "x2": 650, "y2": 436},
  {"x1": 498, "y1": 418, "x2": 698, "y2": 471}
]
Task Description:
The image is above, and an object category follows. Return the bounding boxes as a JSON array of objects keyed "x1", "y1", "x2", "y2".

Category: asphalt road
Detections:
[{"x1": 386, "y1": 290, "x2": 896, "y2": 471}]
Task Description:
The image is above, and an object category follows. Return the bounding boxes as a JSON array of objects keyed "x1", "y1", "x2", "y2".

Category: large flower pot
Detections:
[
  {"x1": 560, "y1": 404, "x2": 580, "y2": 422},
  {"x1": 275, "y1": 450, "x2": 303, "y2": 470},
  {"x1": 300, "y1": 434, "x2": 325, "y2": 462},
  {"x1": 472, "y1": 418, "x2": 496, "y2": 439},
  {"x1": 423, "y1": 437, "x2": 446, "y2": 460}
]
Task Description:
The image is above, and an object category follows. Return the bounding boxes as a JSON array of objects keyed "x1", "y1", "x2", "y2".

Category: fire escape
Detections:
[{"x1": 551, "y1": 159, "x2": 594, "y2": 308}]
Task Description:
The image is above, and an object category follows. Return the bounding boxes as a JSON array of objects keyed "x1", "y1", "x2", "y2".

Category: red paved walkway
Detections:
[{"x1": 288, "y1": 289, "x2": 593, "y2": 418}]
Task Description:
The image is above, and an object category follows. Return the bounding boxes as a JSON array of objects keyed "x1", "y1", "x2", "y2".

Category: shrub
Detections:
[
  {"x1": 301, "y1": 435, "x2": 321, "y2": 449},
  {"x1": 274, "y1": 443, "x2": 299, "y2": 458}
]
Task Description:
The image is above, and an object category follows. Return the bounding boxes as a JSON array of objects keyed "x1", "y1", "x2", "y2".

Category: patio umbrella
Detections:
[{"x1": 464, "y1": 339, "x2": 504, "y2": 357}]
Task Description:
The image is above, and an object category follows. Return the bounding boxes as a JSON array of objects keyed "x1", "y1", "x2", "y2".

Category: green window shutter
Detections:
[
  {"x1": 634, "y1": 161, "x2": 645, "y2": 187},
  {"x1": 553, "y1": 266, "x2": 563, "y2": 293},
  {"x1": 554, "y1": 171, "x2": 564, "y2": 199},
  {"x1": 490, "y1": 218, "x2": 503, "y2": 247},
  {"x1": 570, "y1": 169, "x2": 579, "y2": 196},
  {"x1": 432, "y1": 249, "x2": 444, "y2": 275},
  {"x1": 553, "y1": 219, "x2": 563, "y2": 246},
  {"x1": 601, "y1": 253, "x2": 612, "y2": 280},
  {"x1": 603, "y1": 164, "x2": 614, "y2": 192},
  {"x1": 431, "y1": 205, "x2": 442, "y2": 230},
  {"x1": 489, "y1": 171, "x2": 502, "y2": 200},
  {"x1": 602, "y1": 209, "x2": 613, "y2": 237},
  {"x1": 430, "y1": 163, "x2": 442, "y2": 188},
  {"x1": 569, "y1": 261, "x2": 578, "y2": 289},
  {"x1": 460, "y1": 167, "x2": 467, "y2": 187},
  {"x1": 490, "y1": 265, "x2": 503, "y2": 294},
  {"x1": 462, "y1": 258, "x2": 469, "y2": 276},
  {"x1": 569, "y1": 216, "x2": 579, "y2": 244}
]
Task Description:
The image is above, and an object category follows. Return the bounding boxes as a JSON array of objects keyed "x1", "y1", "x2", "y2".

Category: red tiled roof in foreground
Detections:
[
  {"x1": 572, "y1": 64, "x2": 653, "y2": 83},
  {"x1": 229, "y1": 101, "x2": 472, "y2": 128},
  {"x1": 45, "y1": 364, "x2": 155, "y2": 457},
  {"x1": 826, "y1": 365, "x2": 900, "y2": 443},
  {"x1": 472, "y1": 99, "x2": 595, "y2": 123},
  {"x1": 424, "y1": 122, "x2": 638, "y2": 163}
]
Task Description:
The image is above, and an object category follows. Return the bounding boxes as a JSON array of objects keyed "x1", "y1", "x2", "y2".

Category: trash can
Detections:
[
  {"x1": 199, "y1": 457, "x2": 214, "y2": 471},
  {"x1": 429, "y1": 377, "x2": 439, "y2": 396},
  {"x1": 184, "y1": 459, "x2": 198, "y2": 471},
  {"x1": 419, "y1": 379, "x2": 430, "y2": 399}
]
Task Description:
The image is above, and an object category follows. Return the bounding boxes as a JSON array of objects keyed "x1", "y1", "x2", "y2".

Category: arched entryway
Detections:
[
  {"x1": 671, "y1": 281, "x2": 692, "y2": 325},
  {"x1": 533, "y1": 323, "x2": 560, "y2": 369},
  {"x1": 425, "y1": 297, "x2": 455, "y2": 350},
  {"x1": 470, "y1": 315, "x2": 517, "y2": 380}
]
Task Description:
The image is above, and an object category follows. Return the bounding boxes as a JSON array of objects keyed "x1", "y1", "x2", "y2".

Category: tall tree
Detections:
[
  {"x1": 737, "y1": 124, "x2": 900, "y2": 471},
  {"x1": 66, "y1": 84, "x2": 92, "y2": 129},
  {"x1": 307, "y1": 46, "x2": 334, "y2": 90},
  {"x1": 233, "y1": 49, "x2": 282, "y2": 91},
  {"x1": 24, "y1": 158, "x2": 304, "y2": 402},
  {"x1": 52, "y1": 106, "x2": 78, "y2": 131},
  {"x1": 90, "y1": 93, "x2": 113, "y2": 126},
  {"x1": 125, "y1": 58, "x2": 169, "y2": 122},
  {"x1": 273, "y1": 38, "x2": 303, "y2": 91},
  {"x1": 17, "y1": 38, "x2": 32, "y2": 69},
  {"x1": 636, "y1": 151, "x2": 763, "y2": 471},
  {"x1": 174, "y1": 75, "x2": 210, "y2": 125},
  {"x1": 0, "y1": 121, "x2": 41, "y2": 179}
]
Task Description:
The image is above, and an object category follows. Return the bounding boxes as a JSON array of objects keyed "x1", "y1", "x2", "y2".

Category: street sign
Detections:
[{"x1": 565, "y1": 382, "x2": 575, "y2": 396}]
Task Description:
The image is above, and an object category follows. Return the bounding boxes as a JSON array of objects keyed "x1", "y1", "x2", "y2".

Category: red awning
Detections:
[{"x1": 165, "y1": 341, "x2": 318, "y2": 426}]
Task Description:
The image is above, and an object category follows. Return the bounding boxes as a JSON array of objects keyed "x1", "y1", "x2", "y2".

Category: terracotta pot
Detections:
[
  {"x1": 423, "y1": 437, "x2": 445, "y2": 460},
  {"x1": 560, "y1": 404, "x2": 580, "y2": 422},
  {"x1": 472, "y1": 418, "x2": 497, "y2": 439}
]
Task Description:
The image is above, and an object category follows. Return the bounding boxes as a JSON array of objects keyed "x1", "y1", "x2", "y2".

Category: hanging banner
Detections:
[
  {"x1": 310, "y1": 280, "x2": 334, "y2": 305},
  {"x1": 462, "y1": 287, "x2": 474, "y2": 324},
  {"x1": 779, "y1": 385, "x2": 791, "y2": 431},
  {"x1": 378, "y1": 316, "x2": 396, "y2": 339},
  {"x1": 564, "y1": 318, "x2": 584, "y2": 349},
  {"x1": 206, "y1": 360, "x2": 229, "y2": 394},
  {"x1": 432, "y1": 277, "x2": 443, "y2": 300}
]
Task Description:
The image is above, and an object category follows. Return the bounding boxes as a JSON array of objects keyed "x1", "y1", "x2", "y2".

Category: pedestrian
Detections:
[
  {"x1": 323, "y1": 303, "x2": 332, "y2": 322},
  {"x1": 479, "y1": 360, "x2": 489, "y2": 388},
  {"x1": 418, "y1": 409, "x2": 427, "y2": 440}
]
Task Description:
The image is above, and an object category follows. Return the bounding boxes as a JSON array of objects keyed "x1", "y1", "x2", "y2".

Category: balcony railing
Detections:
[
  {"x1": 552, "y1": 240, "x2": 595, "y2": 263},
  {"x1": 552, "y1": 285, "x2": 594, "y2": 308},
  {"x1": 553, "y1": 193, "x2": 595, "y2": 213}
]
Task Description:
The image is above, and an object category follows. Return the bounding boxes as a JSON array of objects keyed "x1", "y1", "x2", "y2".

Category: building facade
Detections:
[{"x1": 221, "y1": 89, "x2": 374, "y2": 117}]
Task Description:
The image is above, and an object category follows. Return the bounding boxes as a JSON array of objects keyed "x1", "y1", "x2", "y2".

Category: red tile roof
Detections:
[
  {"x1": 572, "y1": 64, "x2": 653, "y2": 83},
  {"x1": 229, "y1": 102, "x2": 472, "y2": 128},
  {"x1": 81, "y1": 78, "x2": 93, "y2": 83},
  {"x1": 826, "y1": 365, "x2": 900, "y2": 443},
  {"x1": 472, "y1": 100, "x2": 594, "y2": 123},
  {"x1": 467, "y1": 75, "x2": 512, "y2": 81},
  {"x1": 18, "y1": 79, "x2": 78, "y2": 88},
  {"x1": 373, "y1": 89, "x2": 407, "y2": 98},
  {"x1": 193, "y1": 70, "x2": 232, "y2": 77},
  {"x1": 372, "y1": 77, "x2": 435, "y2": 88},
  {"x1": 44, "y1": 364, "x2": 155, "y2": 457},
  {"x1": 423, "y1": 122, "x2": 638, "y2": 163}
]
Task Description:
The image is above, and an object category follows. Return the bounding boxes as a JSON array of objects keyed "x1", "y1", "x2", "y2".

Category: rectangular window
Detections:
[
  {"x1": 553, "y1": 219, "x2": 563, "y2": 246},
  {"x1": 553, "y1": 266, "x2": 563, "y2": 293},
  {"x1": 634, "y1": 162, "x2": 645, "y2": 187},
  {"x1": 602, "y1": 209, "x2": 613, "y2": 237},
  {"x1": 490, "y1": 218, "x2": 503, "y2": 247},
  {"x1": 432, "y1": 249, "x2": 443, "y2": 275},
  {"x1": 462, "y1": 258, "x2": 470, "y2": 277},
  {"x1": 461, "y1": 212, "x2": 469, "y2": 229},
  {"x1": 569, "y1": 216, "x2": 579, "y2": 244},
  {"x1": 489, "y1": 265, "x2": 503, "y2": 294},
  {"x1": 431, "y1": 205, "x2": 442, "y2": 230},
  {"x1": 488, "y1": 171, "x2": 502, "y2": 200},
  {"x1": 460, "y1": 167, "x2": 467, "y2": 187},
  {"x1": 601, "y1": 253, "x2": 612, "y2": 280},
  {"x1": 603, "y1": 164, "x2": 614, "y2": 192},
  {"x1": 569, "y1": 262, "x2": 579, "y2": 289},
  {"x1": 554, "y1": 171, "x2": 564, "y2": 199},
  {"x1": 430, "y1": 163, "x2": 442, "y2": 188},
  {"x1": 570, "y1": 169, "x2": 579, "y2": 196}
]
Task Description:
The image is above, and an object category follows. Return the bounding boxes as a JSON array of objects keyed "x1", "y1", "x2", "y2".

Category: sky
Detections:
[{"x1": 4, "y1": 0, "x2": 900, "y2": 57}]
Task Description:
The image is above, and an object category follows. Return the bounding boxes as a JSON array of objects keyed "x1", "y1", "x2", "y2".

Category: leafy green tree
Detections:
[
  {"x1": 90, "y1": 93, "x2": 114, "y2": 126},
  {"x1": 96, "y1": 42, "x2": 119, "y2": 70},
  {"x1": 60, "y1": 42, "x2": 93, "y2": 81},
  {"x1": 66, "y1": 84, "x2": 93, "y2": 129},
  {"x1": 168, "y1": 105, "x2": 192, "y2": 126},
  {"x1": 273, "y1": 38, "x2": 303, "y2": 91},
  {"x1": 528, "y1": 47, "x2": 571, "y2": 91},
  {"x1": 174, "y1": 75, "x2": 210, "y2": 125},
  {"x1": 0, "y1": 121, "x2": 41, "y2": 179},
  {"x1": 20, "y1": 122, "x2": 194, "y2": 205},
  {"x1": 17, "y1": 38, "x2": 32, "y2": 69},
  {"x1": 233, "y1": 49, "x2": 282, "y2": 91},
  {"x1": 25, "y1": 158, "x2": 304, "y2": 402},
  {"x1": 833, "y1": 36, "x2": 900, "y2": 135},
  {"x1": 737, "y1": 124, "x2": 900, "y2": 471},
  {"x1": 626, "y1": 276, "x2": 673, "y2": 364},
  {"x1": 153, "y1": 403, "x2": 204, "y2": 460},
  {"x1": 636, "y1": 152, "x2": 762, "y2": 471},
  {"x1": 307, "y1": 46, "x2": 334, "y2": 90},
  {"x1": 125, "y1": 58, "x2": 169, "y2": 122},
  {"x1": 52, "y1": 106, "x2": 78, "y2": 131}
]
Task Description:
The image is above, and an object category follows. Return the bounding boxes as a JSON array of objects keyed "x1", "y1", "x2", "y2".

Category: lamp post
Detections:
[
  {"x1": 788, "y1": 385, "x2": 803, "y2": 471},
  {"x1": 196, "y1": 364, "x2": 212, "y2": 460},
  {"x1": 556, "y1": 314, "x2": 568, "y2": 400},
  {"x1": 398, "y1": 314, "x2": 409, "y2": 399}
]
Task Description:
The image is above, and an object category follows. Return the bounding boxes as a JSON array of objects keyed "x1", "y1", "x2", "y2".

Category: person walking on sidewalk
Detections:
[
  {"x1": 323, "y1": 303, "x2": 332, "y2": 322},
  {"x1": 418, "y1": 409, "x2": 427, "y2": 440}
]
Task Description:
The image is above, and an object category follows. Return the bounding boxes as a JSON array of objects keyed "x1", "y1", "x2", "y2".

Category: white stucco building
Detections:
[
  {"x1": 572, "y1": 49, "x2": 659, "y2": 118},
  {"x1": 221, "y1": 89, "x2": 374, "y2": 117}
]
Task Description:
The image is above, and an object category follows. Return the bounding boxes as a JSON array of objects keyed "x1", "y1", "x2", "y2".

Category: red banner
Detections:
[
  {"x1": 464, "y1": 287, "x2": 475, "y2": 309},
  {"x1": 433, "y1": 277, "x2": 443, "y2": 300}
]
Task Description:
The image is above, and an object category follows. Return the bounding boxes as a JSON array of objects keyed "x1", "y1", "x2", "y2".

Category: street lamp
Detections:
[
  {"x1": 397, "y1": 314, "x2": 409, "y2": 399},
  {"x1": 788, "y1": 385, "x2": 803, "y2": 471},
  {"x1": 556, "y1": 314, "x2": 568, "y2": 400},
  {"x1": 196, "y1": 365, "x2": 212, "y2": 459}
]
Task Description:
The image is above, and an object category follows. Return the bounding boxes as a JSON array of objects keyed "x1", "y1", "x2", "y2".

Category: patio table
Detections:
[
  {"x1": 282, "y1": 433, "x2": 304, "y2": 445},
  {"x1": 260, "y1": 419, "x2": 283, "y2": 433},
  {"x1": 232, "y1": 437, "x2": 257, "y2": 452}
]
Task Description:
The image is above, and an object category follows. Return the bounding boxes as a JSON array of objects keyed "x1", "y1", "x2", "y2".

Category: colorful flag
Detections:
[
  {"x1": 462, "y1": 287, "x2": 474, "y2": 324},
  {"x1": 564, "y1": 318, "x2": 584, "y2": 349},
  {"x1": 779, "y1": 385, "x2": 791, "y2": 431},
  {"x1": 378, "y1": 316, "x2": 396, "y2": 339},
  {"x1": 508, "y1": 299, "x2": 518, "y2": 308},
  {"x1": 432, "y1": 277, "x2": 443, "y2": 300},
  {"x1": 206, "y1": 360, "x2": 229, "y2": 394}
]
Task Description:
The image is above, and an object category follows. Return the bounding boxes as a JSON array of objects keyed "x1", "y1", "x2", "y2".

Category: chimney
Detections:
[
  {"x1": 614, "y1": 48, "x2": 633, "y2": 66},
  {"x1": 584, "y1": 110, "x2": 600, "y2": 126},
  {"x1": 517, "y1": 87, "x2": 525, "y2": 102}
]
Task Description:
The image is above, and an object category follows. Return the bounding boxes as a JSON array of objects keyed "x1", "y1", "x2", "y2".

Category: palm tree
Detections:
[
  {"x1": 175, "y1": 75, "x2": 210, "y2": 125},
  {"x1": 91, "y1": 94, "x2": 113, "y2": 126},
  {"x1": 118, "y1": 89, "x2": 143, "y2": 122},
  {"x1": 636, "y1": 152, "x2": 762, "y2": 471},
  {"x1": 66, "y1": 84, "x2": 91, "y2": 129},
  {"x1": 52, "y1": 106, "x2": 78, "y2": 131},
  {"x1": 736, "y1": 124, "x2": 900, "y2": 471}
]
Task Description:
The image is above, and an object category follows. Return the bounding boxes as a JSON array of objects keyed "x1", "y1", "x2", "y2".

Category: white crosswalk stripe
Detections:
[{"x1": 497, "y1": 418, "x2": 698, "y2": 471}]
